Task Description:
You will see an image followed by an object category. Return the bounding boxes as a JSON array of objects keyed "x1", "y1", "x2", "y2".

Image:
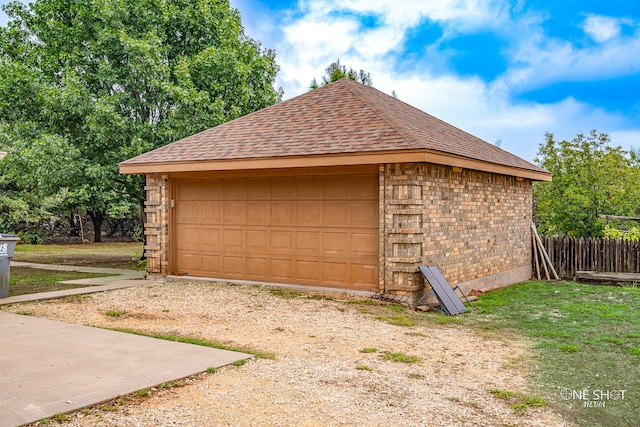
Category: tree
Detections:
[
  {"x1": 310, "y1": 59, "x2": 373, "y2": 89},
  {"x1": 533, "y1": 130, "x2": 640, "y2": 237},
  {"x1": 0, "y1": 0, "x2": 281, "y2": 241}
]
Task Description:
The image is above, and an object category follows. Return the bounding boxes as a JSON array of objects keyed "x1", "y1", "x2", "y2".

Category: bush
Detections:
[{"x1": 604, "y1": 225, "x2": 640, "y2": 242}]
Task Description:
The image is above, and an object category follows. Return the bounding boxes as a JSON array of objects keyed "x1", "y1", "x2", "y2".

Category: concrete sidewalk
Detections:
[
  {"x1": 0, "y1": 264, "x2": 251, "y2": 426},
  {"x1": 1, "y1": 262, "x2": 150, "y2": 305},
  {"x1": 0, "y1": 312, "x2": 251, "y2": 427}
]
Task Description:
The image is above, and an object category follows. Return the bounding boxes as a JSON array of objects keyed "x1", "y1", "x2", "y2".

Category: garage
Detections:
[
  {"x1": 121, "y1": 78, "x2": 551, "y2": 302},
  {"x1": 172, "y1": 166, "x2": 379, "y2": 290}
]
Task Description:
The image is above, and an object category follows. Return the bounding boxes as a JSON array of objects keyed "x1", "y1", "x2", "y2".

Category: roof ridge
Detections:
[
  {"x1": 338, "y1": 79, "x2": 422, "y2": 149},
  {"x1": 338, "y1": 79, "x2": 547, "y2": 172}
]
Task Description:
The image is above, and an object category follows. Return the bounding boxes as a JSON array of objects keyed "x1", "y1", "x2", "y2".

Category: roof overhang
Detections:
[{"x1": 119, "y1": 150, "x2": 551, "y2": 182}]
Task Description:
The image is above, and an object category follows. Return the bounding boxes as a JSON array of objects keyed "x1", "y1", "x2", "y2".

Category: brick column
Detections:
[
  {"x1": 144, "y1": 173, "x2": 169, "y2": 277},
  {"x1": 382, "y1": 164, "x2": 427, "y2": 304}
]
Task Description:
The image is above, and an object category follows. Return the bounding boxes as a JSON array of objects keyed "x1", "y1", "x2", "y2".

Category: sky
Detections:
[{"x1": 2, "y1": 1, "x2": 639, "y2": 163}]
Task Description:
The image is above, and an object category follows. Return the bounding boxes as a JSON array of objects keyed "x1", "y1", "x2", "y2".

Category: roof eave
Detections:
[
  {"x1": 119, "y1": 150, "x2": 551, "y2": 182},
  {"x1": 422, "y1": 150, "x2": 551, "y2": 181}
]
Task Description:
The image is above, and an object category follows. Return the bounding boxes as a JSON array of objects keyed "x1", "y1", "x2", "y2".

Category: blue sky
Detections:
[{"x1": 2, "y1": 1, "x2": 639, "y2": 163}]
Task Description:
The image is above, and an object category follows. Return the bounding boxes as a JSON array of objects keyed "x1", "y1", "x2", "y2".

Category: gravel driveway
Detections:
[{"x1": 6, "y1": 281, "x2": 572, "y2": 426}]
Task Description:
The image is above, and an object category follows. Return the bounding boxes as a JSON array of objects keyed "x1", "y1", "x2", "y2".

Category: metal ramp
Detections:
[{"x1": 417, "y1": 266, "x2": 470, "y2": 315}]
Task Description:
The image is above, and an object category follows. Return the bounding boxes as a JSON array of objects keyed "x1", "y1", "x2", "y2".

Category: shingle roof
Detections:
[{"x1": 120, "y1": 78, "x2": 548, "y2": 175}]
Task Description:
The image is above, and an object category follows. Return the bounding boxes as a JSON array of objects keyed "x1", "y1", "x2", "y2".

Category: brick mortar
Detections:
[
  {"x1": 144, "y1": 173, "x2": 169, "y2": 276},
  {"x1": 382, "y1": 163, "x2": 533, "y2": 299}
]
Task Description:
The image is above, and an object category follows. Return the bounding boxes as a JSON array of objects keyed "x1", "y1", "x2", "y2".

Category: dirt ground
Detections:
[{"x1": 3, "y1": 279, "x2": 574, "y2": 427}]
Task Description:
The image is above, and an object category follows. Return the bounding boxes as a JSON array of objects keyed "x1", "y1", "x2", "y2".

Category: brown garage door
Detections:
[{"x1": 172, "y1": 167, "x2": 379, "y2": 290}]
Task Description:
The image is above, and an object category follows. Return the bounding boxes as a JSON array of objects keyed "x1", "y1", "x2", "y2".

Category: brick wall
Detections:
[{"x1": 381, "y1": 163, "x2": 533, "y2": 301}]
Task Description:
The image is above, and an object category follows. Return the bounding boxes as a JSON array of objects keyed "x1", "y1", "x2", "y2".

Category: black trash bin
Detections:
[{"x1": 0, "y1": 233, "x2": 20, "y2": 298}]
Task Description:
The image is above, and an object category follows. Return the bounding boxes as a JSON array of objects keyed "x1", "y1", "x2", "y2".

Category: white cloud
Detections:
[
  {"x1": 326, "y1": 0, "x2": 505, "y2": 29},
  {"x1": 276, "y1": 0, "x2": 503, "y2": 95},
  {"x1": 583, "y1": 15, "x2": 621, "y2": 42},
  {"x1": 499, "y1": 33, "x2": 640, "y2": 93}
]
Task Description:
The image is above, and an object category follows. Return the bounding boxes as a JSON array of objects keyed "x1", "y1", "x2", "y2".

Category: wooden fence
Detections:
[{"x1": 541, "y1": 237, "x2": 640, "y2": 278}]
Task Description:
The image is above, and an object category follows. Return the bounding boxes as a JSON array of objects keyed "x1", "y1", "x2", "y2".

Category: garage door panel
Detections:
[
  {"x1": 201, "y1": 228, "x2": 221, "y2": 248},
  {"x1": 296, "y1": 260, "x2": 319, "y2": 281},
  {"x1": 271, "y1": 203, "x2": 294, "y2": 224},
  {"x1": 175, "y1": 170, "x2": 378, "y2": 290},
  {"x1": 177, "y1": 226, "x2": 201, "y2": 249},
  {"x1": 247, "y1": 230, "x2": 268, "y2": 250},
  {"x1": 270, "y1": 230, "x2": 293, "y2": 252},
  {"x1": 201, "y1": 179, "x2": 223, "y2": 200},
  {"x1": 352, "y1": 204, "x2": 378, "y2": 228},
  {"x1": 272, "y1": 177, "x2": 296, "y2": 198},
  {"x1": 179, "y1": 253, "x2": 201, "y2": 273},
  {"x1": 271, "y1": 259, "x2": 293, "y2": 280},
  {"x1": 223, "y1": 256, "x2": 245, "y2": 275},
  {"x1": 323, "y1": 262, "x2": 348, "y2": 284},
  {"x1": 323, "y1": 232, "x2": 348, "y2": 255},
  {"x1": 296, "y1": 176, "x2": 322, "y2": 198},
  {"x1": 246, "y1": 257, "x2": 269, "y2": 277},
  {"x1": 201, "y1": 255, "x2": 222, "y2": 274},
  {"x1": 202, "y1": 203, "x2": 223, "y2": 224},
  {"x1": 247, "y1": 203, "x2": 269, "y2": 224},
  {"x1": 323, "y1": 204, "x2": 349, "y2": 226},
  {"x1": 323, "y1": 176, "x2": 350, "y2": 198},
  {"x1": 351, "y1": 263, "x2": 377, "y2": 285},
  {"x1": 178, "y1": 180, "x2": 202, "y2": 200},
  {"x1": 352, "y1": 175, "x2": 378, "y2": 198},
  {"x1": 352, "y1": 232, "x2": 377, "y2": 257},
  {"x1": 223, "y1": 203, "x2": 246, "y2": 224},
  {"x1": 177, "y1": 202, "x2": 201, "y2": 223},
  {"x1": 246, "y1": 178, "x2": 271, "y2": 199},
  {"x1": 223, "y1": 229, "x2": 244, "y2": 248},
  {"x1": 296, "y1": 231, "x2": 320, "y2": 253},
  {"x1": 223, "y1": 178, "x2": 246, "y2": 199},
  {"x1": 296, "y1": 203, "x2": 321, "y2": 226}
]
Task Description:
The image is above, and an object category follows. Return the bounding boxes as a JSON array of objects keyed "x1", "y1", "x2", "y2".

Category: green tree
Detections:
[
  {"x1": 0, "y1": 0, "x2": 281, "y2": 241},
  {"x1": 310, "y1": 59, "x2": 373, "y2": 89},
  {"x1": 533, "y1": 130, "x2": 640, "y2": 237}
]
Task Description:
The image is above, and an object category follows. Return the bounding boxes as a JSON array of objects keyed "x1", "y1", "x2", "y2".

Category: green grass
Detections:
[
  {"x1": 7, "y1": 267, "x2": 112, "y2": 297},
  {"x1": 13, "y1": 242, "x2": 144, "y2": 270},
  {"x1": 268, "y1": 288, "x2": 301, "y2": 299},
  {"x1": 488, "y1": 388, "x2": 519, "y2": 399},
  {"x1": 466, "y1": 281, "x2": 640, "y2": 426},
  {"x1": 107, "y1": 327, "x2": 275, "y2": 360},
  {"x1": 374, "y1": 313, "x2": 417, "y2": 327},
  {"x1": 387, "y1": 314, "x2": 417, "y2": 326},
  {"x1": 359, "y1": 347, "x2": 378, "y2": 353},
  {"x1": 105, "y1": 310, "x2": 125, "y2": 317},
  {"x1": 382, "y1": 351, "x2": 421, "y2": 364},
  {"x1": 488, "y1": 388, "x2": 546, "y2": 415}
]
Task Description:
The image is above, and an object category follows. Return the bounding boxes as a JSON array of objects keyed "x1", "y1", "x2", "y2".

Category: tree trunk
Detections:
[
  {"x1": 88, "y1": 210, "x2": 105, "y2": 243},
  {"x1": 69, "y1": 211, "x2": 79, "y2": 237}
]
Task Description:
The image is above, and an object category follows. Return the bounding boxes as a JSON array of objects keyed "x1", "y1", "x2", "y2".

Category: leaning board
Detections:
[{"x1": 418, "y1": 266, "x2": 467, "y2": 315}]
